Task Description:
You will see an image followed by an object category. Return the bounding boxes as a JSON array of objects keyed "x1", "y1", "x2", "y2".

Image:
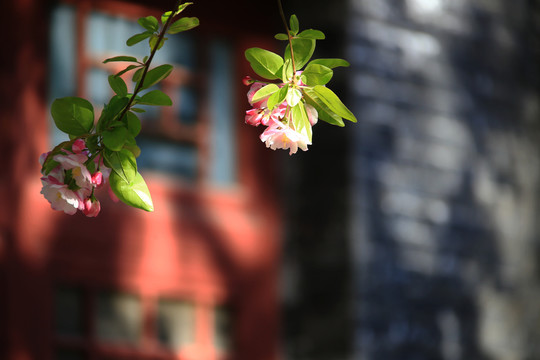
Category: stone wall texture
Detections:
[{"x1": 349, "y1": 0, "x2": 540, "y2": 359}]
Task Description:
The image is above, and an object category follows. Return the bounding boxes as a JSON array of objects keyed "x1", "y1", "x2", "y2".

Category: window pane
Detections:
[
  {"x1": 137, "y1": 139, "x2": 198, "y2": 179},
  {"x1": 208, "y1": 39, "x2": 236, "y2": 185},
  {"x1": 156, "y1": 299, "x2": 195, "y2": 350},
  {"x1": 56, "y1": 348, "x2": 87, "y2": 360},
  {"x1": 54, "y1": 287, "x2": 84, "y2": 337},
  {"x1": 213, "y1": 306, "x2": 231, "y2": 352},
  {"x1": 95, "y1": 291, "x2": 142, "y2": 345}
]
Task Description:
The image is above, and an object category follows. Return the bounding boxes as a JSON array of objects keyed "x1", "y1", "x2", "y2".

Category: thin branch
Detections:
[
  {"x1": 116, "y1": 0, "x2": 182, "y2": 122},
  {"x1": 277, "y1": 0, "x2": 297, "y2": 74}
]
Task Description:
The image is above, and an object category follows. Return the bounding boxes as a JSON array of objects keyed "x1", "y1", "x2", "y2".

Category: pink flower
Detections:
[
  {"x1": 245, "y1": 102, "x2": 287, "y2": 127},
  {"x1": 40, "y1": 180, "x2": 85, "y2": 215},
  {"x1": 242, "y1": 76, "x2": 255, "y2": 86},
  {"x1": 260, "y1": 120, "x2": 310, "y2": 155},
  {"x1": 247, "y1": 82, "x2": 267, "y2": 108},
  {"x1": 83, "y1": 198, "x2": 101, "y2": 217},
  {"x1": 53, "y1": 153, "x2": 93, "y2": 191},
  {"x1": 91, "y1": 172, "x2": 103, "y2": 186},
  {"x1": 72, "y1": 139, "x2": 86, "y2": 153}
]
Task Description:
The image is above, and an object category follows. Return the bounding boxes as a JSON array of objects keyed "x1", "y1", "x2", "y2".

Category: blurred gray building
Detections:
[{"x1": 282, "y1": 0, "x2": 540, "y2": 359}]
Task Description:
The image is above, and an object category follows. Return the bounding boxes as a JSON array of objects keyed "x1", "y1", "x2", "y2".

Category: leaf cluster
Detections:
[
  {"x1": 44, "y1": 2, "x2": 200, "y2": 212},
  {"x1": 245, "y1": 15, "x2": 356, "y2": 129}
]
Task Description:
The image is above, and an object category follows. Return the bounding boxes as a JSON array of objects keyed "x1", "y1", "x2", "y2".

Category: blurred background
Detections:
[{"x1": 1, "y1": 0, "x2": 540, "y2": 360}]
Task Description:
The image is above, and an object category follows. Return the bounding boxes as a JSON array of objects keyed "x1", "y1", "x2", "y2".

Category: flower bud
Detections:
[{"x1": 83, "y1": 198, "x2": 101, "y2": 217}]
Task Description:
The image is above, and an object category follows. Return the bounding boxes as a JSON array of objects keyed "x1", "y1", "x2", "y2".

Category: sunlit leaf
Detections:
[
  {"x1": 267, "y1": 85, "x2": 289, "y2": 110},
  {"x1": 110, "y1": 170, "x2": 154, "y2": 212},
  {"x1": 138, "y1": 16, "x2": 159, "y2": 32},
  {"x1": 167, "y1": 17, "x2": 199, "y2": 34},
  {"x1": 301, "y1": 63, "x2": 333, "y2": 86},
  {"x1": 309, "y1": 58, "x2": 350, "y2": 69},
  {"x1": 284, "y1": 38, "x2": 315, "y2": 70},
  {"x1": 245, "y1": 47, "x2": 284, "y2": 80},
  {"x1": 297, "y1": 29, "x2": 325, "y2": 40},
  {"x1": 303, "y1": 87, "x2": 344, "y2": 127},
  {"x1": 286, "y1": 88, "x2": 302, "y2": 107},
  {"x1": 289, "y1": 14, "x2": 299, "y2": 35},
  {"x1": 291, "y1": 102, "x2": 312, "y2": 142},
  {"x1": 275, "y1": 33, "x2": 289, "y2": 41},
  {"x1": 311, "y1": 85, "x2": 357, "y2": 122},
  {"x1": 252, "y1": 84, "x2": 280, "y2": 103},
  {"x1": 103, "y1": 148, "x2": 137, "y2": 184}
]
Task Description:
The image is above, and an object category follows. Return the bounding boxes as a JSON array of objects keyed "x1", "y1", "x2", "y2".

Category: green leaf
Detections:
[
  {"x1": 161, "y1": 11, "x2": 172, "y2": 24},
  {"x1": 303, "y1": 87, "x2": 345, "y2": 127},
  {"x1": 138, "y1": 16, "x2": 158, "y2": 32},
  {"x1": 149, "y1": 34, "x2": 167, "y2": 51},
  {"x1": 126, "y1": 31, "x2": 153, "y2": 46},
  {"x1": 252, "y1": 84, "x2": 280, "y2": 103},
  {"x1": 108, "y1": 75, "x2": 128, "y2": 97},
  {"x1": 290, "y1": 14, "x2": 299, "y2": 35},
  {"x1": 138, "y1": 90, "x2": 172, "y2": 106},
  {"x1": 125, "y1": 111, "x2": 141, "y2": 136},
  {"x1": 291, "y1": 103, "x2": 312, "y2": 142},
  {"x1": 245, "y1": 47, "x2": 284, "y2": 80},
  {"x1": 103, "y1": 55, "x2": 138, "y2": 64},
  {"x1": 51, "y1": 97, "x2": 94, "y2": 136},
  {"x1": 103, "y1": 148, "x2": 137, "y2": 184},
  {"x1": 167, "y1": 17, "x2": 199, "y2": 34},
  {"x1": 309, "y1": 58, "x2": 350, "y2": 69},
  {"x1": 174, "y1": 2, "x2": 193, "y2": 16},
  {"x1": 301, "y1": 63, "x2": 333, "y2": 86},
  {"x1": 116, "y1": 64, "x2": 140, "y2": 77},
  {"x1": 96, "y1": 96, "x2": 129, "y2": 132},
  {"x1": 41, "y1": 141, "x2": 73, "y2": 174},
  {"x1": 102, "y1": 125, "x2": 129, "y2": 151},
  {"x1": 267, "y1": 85, "x2": 288, "y2": 110},
  {"x1": 311, "y1": 85, "x2": 357, "y2": 122},
  {"x1": 109, "y1": 170, "x2": 154, "y2": 212},
  {"x1": 275, "y1": 33, "x2": 289, "y2": 40},
  {"x1": 130, "y1": 107, "x2": 146, "y2": 113},
  {"x1": 297, "y1": 29, "x2": 325, "y2": 40},
  {"x1": 286, "y1": 88, "x2": 302, "y2": 107},
  {"x1": 132, "y1": 67, "x2": 144, "y2": 83},
  {"x1": 282, "y1": 59, "x2": 294, "y2": 82},
  {"x1": 285, "y1": 38, "x2": 315, "y2": 70},
  {"x1": 141, "y1": 64, "x2": 173, "y2": 89},
  {"x1": 86, "y1": 134, "x2": 99, "y2": 154}
]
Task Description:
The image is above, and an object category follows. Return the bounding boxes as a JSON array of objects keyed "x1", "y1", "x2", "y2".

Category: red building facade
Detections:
[{"x1": 0, "y1": 1, "x2": 281, "y2": 359}]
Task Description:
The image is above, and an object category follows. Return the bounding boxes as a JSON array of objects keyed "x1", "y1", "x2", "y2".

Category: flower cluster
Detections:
[
  {"x1": 244, "y1": 77, "x2": 318, "y2": 155},
  {"x1": 39, "y1": 139, "x2": 113, "y2": 217}
]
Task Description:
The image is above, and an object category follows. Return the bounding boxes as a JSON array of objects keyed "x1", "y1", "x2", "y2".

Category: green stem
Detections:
[
  {"x1": 116, "y1": 0, "x2": 182, "y2": 122},
  {"x1": 277, "y1": 0, "x2": 297, "y2": 75}
]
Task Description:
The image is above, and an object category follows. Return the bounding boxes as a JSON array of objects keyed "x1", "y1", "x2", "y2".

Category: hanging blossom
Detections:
[
  {"x1": 39, "y1": 139, "x2": 112, "y2": 217},
  {"x1": 244, "y1": 75, "x2": 318, "y2": 155}
]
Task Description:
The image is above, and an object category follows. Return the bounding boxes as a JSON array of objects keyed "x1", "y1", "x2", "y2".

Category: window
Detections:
[
  {"x1": 52, "y1": 286, "x2": 231, "y2": 359},
  {"x1": 95, "y1": 292, "x2": 142, "y2": 345},
  {"x1": 156, "y1": 299, "x2": 196, "y2": 351},
  {"x1": 49, "y1": 2, "x2": 237, "y2": 185}
]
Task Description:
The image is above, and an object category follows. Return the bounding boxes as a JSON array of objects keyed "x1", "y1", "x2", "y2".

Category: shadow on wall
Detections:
[{"x1": 350, "y1": 0, "x2": 540, "y2": 360}]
